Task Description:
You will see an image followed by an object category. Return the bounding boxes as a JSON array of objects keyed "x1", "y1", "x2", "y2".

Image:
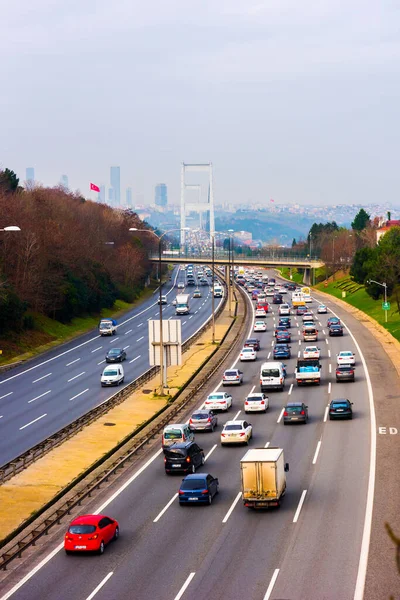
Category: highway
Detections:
[
  {"x1": 2, "y1": 272, "x2": 387, "y2": 600},
  {"x1": 0, "y1": 266, "x2": 222, "y2": 467}
]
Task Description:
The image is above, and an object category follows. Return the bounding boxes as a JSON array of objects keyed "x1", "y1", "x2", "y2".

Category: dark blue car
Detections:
[
  {"x1": 273, "y1": 344, "x2": 291, "y2": 359},
  {"x1": 178, "y1": 473, "x2": 219, "y2": 505},
  {"x1": 279, "y1": 317, "x2": 291, "y2": 329}
]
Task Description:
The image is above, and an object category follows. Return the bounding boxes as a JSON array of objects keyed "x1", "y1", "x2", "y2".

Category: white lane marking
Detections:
[
  {"x1": 293, "y1": 490, "x2": 307, "y2": 523},
  {"x1": 19, "y1": 413, "x2": 47, "y2": 430},
  {"x1": 0, "y1": 392, "x2": 13, "y2": 400},
  {"x1": 154, "y1": 312, "x2": 159, "y2": 316},
  {"x1": 324, "y1": 406, "x2": 329, "y2": 422},
  {"x1": 328, "y1": 349, "x2": 331, "y2": 358},
  {"x1": 97, "y1": 360, "x2": 106, "y2": 365},
  {"x1": 195, "y1": 310, "x2": 198, "y2": 314},
  {"x1": 189, "y1": 315, "x2": 193, "y2": 319},
  {"x1": 318, "y1": 321, "x2": 322, "y2": 326},
  {"x1": 264, "y1": 441, "x2": 270, "y2": 448},
  {"x1": 328, "y1": 382, "x2": 331, "y2": 394},
  {"x1": 109, "y1": 337, "x2": 119, "y2": 344},
  {"x1": 271, "y1": 340, "x2": 274, "y2": 347},
  {"x1": 129, "y1": 355, "x2": 141, "y2": 363},
  {"x1": 249, "y1": 384, "x2": 256, "y2": 394},
  {"x1": 288, "y1": 384, "x2": 293, "y2": 395},
  {"x1": 298, "y1": 350, "x2": 301, "y2": 358},
  {"x1": 329, "y1": 364, "x2": 332, "y2": 373},
  {"x1": 298, "y1": 340, "x2": 301, "y2": 345},
  {"x1": 277, "y1": 408, "x2": 285, "y2": 423},
  {"x1": 137, "y1": 323, "x2": 143, "y2": 327},
  {"x1": 182, "y1": 321, "x2": 187, "y2": 325},
  {"x1": 174, "y1": 573, "x2": 196, "y2": 600},
  {"x1": 153, "y1": 493, "x2": 179, "y2": 523},
  {"x1": 312, "y1": 440, "x2": 322, "y2": 464},
  {"x1": 222, "y1": 491, "x2": 242, "y2": 523},
  {"x1": 325, "y1": 338, "x2": 329, "y2": 345},
  {"x1": 32, "y1": 373, "x2": 52, "y2": 383},
  {"x1": 123, "y1": 345, "x2": 130, "y2": 350},
  {"x1": 66, "y1": 358, "x2": 80, "y2": 366},
  {"x1": 232, "y1": 410, "x2": 241, "y2": 421},
  {"x1": 69, "y1": 388, "x2": 89, "y2": 402},
  {"x1": 28, "y1": 390, "x2": 51, "y2": 404},
  {"x1": 67, "y1": 371, "x2": 85, "y2": 383},
  {"x1": 136, "y1": 336, "x2": 144, "y2": 342},
  {"x1": 267, "y1": 351, "x2": 271, "y2": 359},
  {"x1": 322, "y1": 329, "x2": 326, "y2": 335},
  {"x1": 124, "y1": 329, "x2": 132, "y2": 335},
  {"x1": 297, "y1": 330, "x2": 300, "y2": 335},
  {"x1": 85, "y1": 572, "x2": 113, "y2": 600},
  {"x1": 91, "y1": 346, "x2": 102, "y2": 353},
  {"x1": 204, "y1": 444, "x2": 217, "y2": 462},
  {"x1": 263, "y1": 568, "x2": 280, "y2": 600}
]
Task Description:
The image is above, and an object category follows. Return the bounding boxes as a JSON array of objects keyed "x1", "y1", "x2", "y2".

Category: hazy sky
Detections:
[{"x1": 1, "y1": 0, "x2": 400, "y2": 206}]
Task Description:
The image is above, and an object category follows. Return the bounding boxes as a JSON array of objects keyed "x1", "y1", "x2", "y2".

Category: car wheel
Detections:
[
  {"x1": 113, "y1": 526, "x2": 119, "y2": 541},
  {"x1": 121, "y1": 378, "x2": 124, "y2": 384},
  {"x1": 98, "y1": 540, "x2": 105, "y2": 555},
  {"x1": 208, "y1": 494, "x2": 212, "y2": 505},
  {"x1": 329, "y1": 415, "x2": 333, "y2": 420},
  {"x1": 210, "y1": 424, "x2": 214, "y2": 433},
  {"x1": 201, "y1": 455, "x2": 205, "y2": 466},
  {"x1": 191, "y1": 464, "x2": 196, "y2": 474},
  {"x1": 216, "y1": 484, "x2": 219, "y2": 494}
]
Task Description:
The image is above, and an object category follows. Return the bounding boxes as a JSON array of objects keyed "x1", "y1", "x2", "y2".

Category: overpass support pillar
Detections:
[{"x1": 303, "y1": 267, "x2": 311, "y2": 285}]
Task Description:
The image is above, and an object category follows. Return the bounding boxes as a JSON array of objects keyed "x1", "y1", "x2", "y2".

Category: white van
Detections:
[
  {"x1": 213, "y1": 285, "x2": 223, "y2": 298},
  {"x1": 162, "y1": 424, "x2": 194, "y2": 447},
  {"x1": 101, "y1": 364, "x2": 124, "y2": 387},
  {"x1": 260, "y1": 361, "x2": 286, "y2": 392}
]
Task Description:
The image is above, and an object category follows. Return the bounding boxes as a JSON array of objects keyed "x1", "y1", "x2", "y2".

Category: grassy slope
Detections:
[
  {"x1": 0, "y1": 286, "x2": 158, "y2": 366},
  {"x1": 279, "y1": 267, "x2": 304, "y2": 284}
]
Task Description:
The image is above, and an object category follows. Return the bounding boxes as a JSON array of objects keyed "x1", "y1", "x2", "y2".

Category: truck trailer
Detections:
[
  {"x1": 175, "y1": 294, "x2": 190, "y2": 315},
  {"x1": 240, "y1": 448, "x2": 289, "y2": 509},
  {"x1": 295, "y1": 358, "x2": 321, "y2": 385}
]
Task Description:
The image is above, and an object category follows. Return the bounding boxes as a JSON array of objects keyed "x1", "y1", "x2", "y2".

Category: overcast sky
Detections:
[{"x1": 1, "y1": 0, "x2": 400, "y2": 206}]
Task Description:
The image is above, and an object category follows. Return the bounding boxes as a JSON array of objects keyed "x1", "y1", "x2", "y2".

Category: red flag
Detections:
[
  {"x1": 90, "y1": 182, "x2": 100, "y2": 192},
  {"x1": 270, "y1": 198, "x2": 275, "y2": 203}
]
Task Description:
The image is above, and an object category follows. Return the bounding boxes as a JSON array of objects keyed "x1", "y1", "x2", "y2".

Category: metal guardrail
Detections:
[
  {"x1": 0, "y1": 281, "x2": 246, "y2": 571},
  {"x1": 0, "y1": 282, "x2": 227, "y2": 484}
]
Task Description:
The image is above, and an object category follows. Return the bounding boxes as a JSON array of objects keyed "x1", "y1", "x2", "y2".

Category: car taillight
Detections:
[
  {"x1": 260, "y1": 379, "x2": 262, "y2": 384},
  {"x1": 300, "y1": 410, "x2": 305, "y2": 415},
  {"x1": 280, "y1": 378, "x2": 283, "y2": 383},
  {"x1": 189, "y1": 418, "x2": 193, "y2": 424},
  {"x1": 221, "y1": 433, "x2": 226, "y2": 437},
  {"x1": 245, "y1": 401, "x2": 249, "y2": 405},
  {"x1": 201, "y1": 489, "x2": 209, "y2": 495},
  {"x1": 164, "y1": 457, "x2": 166, "y2": 463},
  {"x1": 207, "y1": 417, "x2": 212, "y2": 422},
  {"x1": 284, "y1": 411, "x2": 288, "y2": 416},
  {"x1": 88, "y1": 534, "x2": 99, "y2": 540},
  {"x1": 179, "y1": 490, "x2": 185, "y2": 495},
  {"x1": 223, "y1": 376, "x2": 226, "y2": 379},
  {"x1": 261, "y1": 400, "x2": 265, "y2": 405},
  {"x1": 239, "y1": 432, "x2": 246, "y2": 436},
  {"x1": 186, "y1": 457, "x2": 191, "y2": 463},
  {"x1": 65, "y1": 534, "x2": 72, "y2": 540}
]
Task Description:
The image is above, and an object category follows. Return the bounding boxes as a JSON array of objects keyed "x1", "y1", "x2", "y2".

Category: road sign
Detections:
[{"x1": 382, "y1": 302, "x2": 390, "y2": 310}]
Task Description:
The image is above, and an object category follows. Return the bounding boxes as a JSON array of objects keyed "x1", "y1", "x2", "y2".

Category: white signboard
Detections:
[{"x1": 148, "y1": 319, "x2": 182, "y2": 367}]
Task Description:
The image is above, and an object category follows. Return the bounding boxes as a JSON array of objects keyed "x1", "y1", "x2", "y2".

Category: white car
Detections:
[
  {"x1": 240, "y1": 347, "x2": 257, "y2": 361},
  {"x1": 204, "y1": 392, "x2": 232, "y2": 411},
  {"x1": 277, "y1": 286, "x2": 287, "y2": 294},
  {"x1": 158, "y1": 295, "x2": 167, "y2": 305},
  {"x1": 177, "y1": 282, "x2": 185, "y2": 289},
  {"x1": 221, "y1": 420, "x2": 253, "y2": 445},
  {"x1": 255, "y1": 308, "x2": 267, "y2": 318},
  {"x1": 254, "y1": 321, "x2": 267, "y2": 332},
  {"x1": 302, "y1": 312, "x2": 314, "y2": 322},
  {"x1": 244, "y1": 393, "x2": 269, "y2": 413},
  {"x1": 257, "y1": 293, "x2": 267, "y2": 301},
  {"x1": 317, "y1": 304, "x2": 328, "y2": 314},
  {"x1": 337, "y1": 351, "x2": 356, "y2": 366},
  {"x1": 279, "y1": 304, "x2": 291, "y2": 315},
  {"x1": 265, "y1": 288, "x2": 275, "y2": 297},
  {"x1": 101, "y1": 364, "x2": 124, "y2": 387},
  {"x1": 304, "y1": 295, "x2": 313, "y2": 303},
  {"x1": 303, "y1": 345, "x2": 321, "y2": 359}
]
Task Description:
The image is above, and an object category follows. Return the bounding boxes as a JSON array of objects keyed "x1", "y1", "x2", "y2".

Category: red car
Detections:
[
  {"x1": 64, "y1": 514, "x2": 119, "y2": 555},
  {"x1": 256, "y1": 300, "x2": 269, "y2": 312}
]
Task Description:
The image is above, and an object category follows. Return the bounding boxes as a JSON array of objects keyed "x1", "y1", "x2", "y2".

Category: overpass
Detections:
[{"x1": 149, "y1": 251, "x2": 324, "y2": 284}]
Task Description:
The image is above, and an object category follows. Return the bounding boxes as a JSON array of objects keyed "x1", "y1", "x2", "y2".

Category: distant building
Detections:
[
  {"x1": 99, "y1": 185, "x2": 105, "y2": 203},
  {"x1": 376, "y1": 219, "x2": 400, "y2": 243},
  {"x1": 155, "y1": 183, "x2": 167, "y2": 207},
  {"x1": 234, "y1": 230, "x2": 252, "y2": 242},
  {"x1": 108, "y1": 188, "x2": 114, "y2": 204},
  {"x1": 60, "y1": 174, "x2": 69, "y2": 190},
  {"x1": 126, "y1": 187, "x2": 133, "y2": 207},
  {"x1": 26, "y1": 167, "x2": 35, "y2": 184},
  {"x1": 110, "y1": 167, "x2": 120, "y2": 206}
]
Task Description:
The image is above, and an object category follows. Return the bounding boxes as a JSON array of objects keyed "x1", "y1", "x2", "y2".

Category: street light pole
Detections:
[
  {"x1": 211, "y1": 233, "x2": 216, "y2": 343},
  {"x1": 368, "y1": 279, "x2": 388, "y2": 323}
]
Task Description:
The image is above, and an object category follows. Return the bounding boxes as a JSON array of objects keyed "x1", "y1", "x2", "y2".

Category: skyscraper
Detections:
[
  {"x1": 108, "y1": 188, "x2": 114, "y2": 204},
  {"x1": 110, "y1": 167, "x2": 120, "y2": 206},
  {"x1": 155, "y1": 183, "x2": 167, "y2": 207},
  {"x1": 60, "y1": 174, "x2": 69, "y2": 190},
  {"x1": 126, "y1": 187, "x2": 133, "y2": 207},
  {"x1": 26, "y1": 167, "x2": 35, "y2": 184}
]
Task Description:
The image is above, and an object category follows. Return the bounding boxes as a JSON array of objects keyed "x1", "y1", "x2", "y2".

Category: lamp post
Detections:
[
  {"x1": 227, "y1": 229, "x2": 235, "y2": 315},
  {"x1": 367, "y1": 279, "x2": 388, "y2": 323},
  {"x1": 129, "y1": 226, "x2": 189, "y2": 395}
]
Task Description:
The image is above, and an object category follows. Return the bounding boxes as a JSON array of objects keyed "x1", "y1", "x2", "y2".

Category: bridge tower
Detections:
[{"x1": 180, "y1": 162, "x2": 214, "y2": 246}]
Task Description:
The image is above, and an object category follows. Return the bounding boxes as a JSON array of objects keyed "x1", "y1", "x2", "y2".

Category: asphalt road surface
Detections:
[
  {"x1": 0, "y1": 266, "x2": 222, "y2": 466},
  {"x1": 2, "y1": 272, "x2": 389, "y2": 600}
]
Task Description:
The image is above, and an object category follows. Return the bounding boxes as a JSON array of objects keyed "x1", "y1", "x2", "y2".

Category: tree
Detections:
[
  {"x1": 0, "y1": 168, "x2": 19, "y2": 194},
  {"x1": 351, "y1": 208, "x2": 370, "y2": 232},
  {"x1": 350, "y1": 247, "x2": 375, "y2": 284},
  {"x1": 292, "y1": 238, "x2": 297, "y2": 247}
]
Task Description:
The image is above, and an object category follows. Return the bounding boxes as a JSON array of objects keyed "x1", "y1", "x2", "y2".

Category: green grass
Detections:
[
  {"x1": 279, "y1": 267, "x2": 304, "y2": 284},
  {"x1": 316, "y1": 277, "x2": 400, "y2": 343}
]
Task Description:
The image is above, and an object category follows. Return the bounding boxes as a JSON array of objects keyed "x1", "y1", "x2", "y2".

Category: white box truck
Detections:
[
  {"x1": 295, "y1": 358, "x2": 321, "y2": 385},
  {"x1": 240, "y1": 448, "x2": 289, "y2": 509},
  {"x1": 213, "y1": 284, "x2": 223, "y2": 298},
  {"x1": 175, "y1": 294, "x2": 190, "y2": 315},
  {"x1": 99, "y1": 318, "x2": 117, "y2": 336}
]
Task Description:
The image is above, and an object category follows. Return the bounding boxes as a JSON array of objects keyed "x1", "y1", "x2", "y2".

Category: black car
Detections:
[
  {"x1": 273, "y1": 344, "x2": 291, "y2": 359},
  {"x1": 329, "y1": 398, "x2": 353, "y2": 419},
  {"x1": 336, "y1": 366, "x2": 355, "y2": 382},
  {"x1": 164, "y1": 442, "x2": 205, "y2": 474},
  {"x1": 186, "y1": 279, "x2": 196, "y2": 286},
  {"x1": 283, "y1": 402, "x2": 308, "y2": 424},
  {"x1": 329, "y1": 324, "x2": 344, "y2": 336},
  {"x1": 288, "y1": 283, "x2": 297, "y2": 291},
  {"x1": 272, "y1": 294, "x2": 283, "y2": 304},
  {"x1": 105, "y1": 348, "x2": 127, "y2": 363},
  {"x1": 244, "y1": 338, "x2": 260, "y2": 351},
  {"x1": 279, "y1": 317, "x2": 291, "y2": 328}
]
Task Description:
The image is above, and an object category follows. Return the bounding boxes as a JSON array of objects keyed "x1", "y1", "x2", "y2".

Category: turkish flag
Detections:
[{"x1": 90, "y1": 182, "x2": 100, "y2": 192}]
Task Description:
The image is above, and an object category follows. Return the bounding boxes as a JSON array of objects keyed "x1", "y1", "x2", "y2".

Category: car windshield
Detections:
[
  {"x1": 225, "y1": 371, "x2": 238, "y2": 376},
  {"x1": 242, "y1": 349, "x2": 252, "y2": 353},
  {"x1": 108, "y1": 349, "x2": 121, "y2": 355},
  {"x1": 225, "y1": 424, "x2": 242, "y2": 431},
  {"x1": 332, "y1": 402, "x2": 349, "y2": 408},
  {"x1": 262, "y1": 369, "x2": 280, "y2": 377},
  {"x1": 208, "y1": 394, "x2": 223, "y2": 400},
  {"x1": 164, "y1": 430, "x2": 183, "y2": 440},
  {"x1": 192, "y1": 413, "x2": 209, "y2": 420},
  {"x1": 69, "y1": 524, "x2": 96, "y2": 534},
  {"x1": 104, "y1": 369, "x2": 118, "y2": 376},
  {"x1": 181, "y1": 479, "x2": 205, "y2": 490},
  {"x1": 338, "y1": 366, "x2": 352, "y2": 371},
  {"x1": 165, "y1": 448, "x2": 185, "y2": 457},
  {"x1": 287, "y1": 406, "x2": 302, "y2": 413},
  {"x1": 340, "y1": 352, "x2": 352, "y2": 356},
  {"x1": 248, "y1": 395, "x2": 263, "y2": 401}
]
